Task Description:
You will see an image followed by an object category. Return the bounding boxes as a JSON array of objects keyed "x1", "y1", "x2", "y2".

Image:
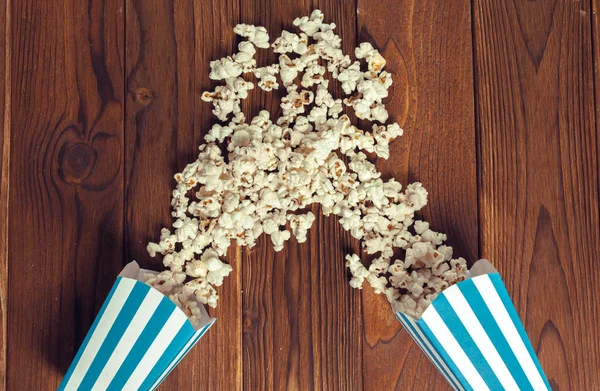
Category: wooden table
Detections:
[{"x1": 1, "y1": 0, "x2": 599, "y2": 389}]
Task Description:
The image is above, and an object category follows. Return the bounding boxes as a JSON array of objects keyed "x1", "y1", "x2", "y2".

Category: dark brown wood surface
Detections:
[
  {"x1": 0, "y1": 0, "x2": 9, "y2": 389},
  {"x1": 2, "y1": 0, "x2": 599, "y2": 390},
  {"x1": 7, "y1": 0, "x2": 125, "y2": 390},
  {"x1": 356, "y1": 1, "x2": 477, "y2": 390},
  {"x1": 474, "y1": 1, "x2": 600, "y2": 389}
]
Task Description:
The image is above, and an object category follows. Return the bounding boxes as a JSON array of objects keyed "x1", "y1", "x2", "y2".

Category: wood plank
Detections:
[
  {"x1": 239, "y1": 3, "x2": 363, "y2": 389},
  {"x1": 474, "y1": 0, "x2": 600, "y2": 389},
  {"x1": 186, "y1": 0, "x2": 243, "y2": 389},
  {"x1": 124, "y1": 0, "x2": 242, "y2": 389},
  {"x1": 0, "y1": 0, "x2": 9, "y2": 388},
  {"x1": 8, "y1": 0, "x2": 125, "y2": 389},
  {"x1": 356, "y1": 0, "x2": 478, "y2": 389}
]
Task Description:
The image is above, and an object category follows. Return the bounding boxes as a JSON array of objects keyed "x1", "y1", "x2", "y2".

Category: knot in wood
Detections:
[
  {"x1": 60, "y1": 142, "x2": 97, "y2": 184},
  {"x1": 135, "y1": 87, "x2": 155, "y2": 106}
]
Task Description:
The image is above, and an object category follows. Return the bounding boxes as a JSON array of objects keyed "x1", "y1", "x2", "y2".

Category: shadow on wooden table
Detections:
[{"x1": 41, "y1": 225, "x2": 129, "y2": 384}]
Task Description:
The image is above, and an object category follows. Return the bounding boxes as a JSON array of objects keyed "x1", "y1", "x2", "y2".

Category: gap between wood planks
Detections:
[{"x1": 0, "y1": 0, "x2": 10, "y2": 388}]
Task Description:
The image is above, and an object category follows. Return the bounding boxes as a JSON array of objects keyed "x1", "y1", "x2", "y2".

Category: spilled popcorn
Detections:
[{"x1": 142, "y1": 10, "x2": 467, "y2": 327}]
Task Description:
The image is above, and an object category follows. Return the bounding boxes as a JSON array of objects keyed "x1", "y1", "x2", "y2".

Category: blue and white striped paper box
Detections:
[
  {"x1": 58, "y1": 262, "x2": 215, "y2": 391},
  {"x1": 395, "y1": 260, "x2": 551, "y2": 391}
]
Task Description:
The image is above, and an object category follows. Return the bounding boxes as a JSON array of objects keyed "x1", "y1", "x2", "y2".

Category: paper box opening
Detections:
[
  {"x1": 58, "y1": 262, "x2": 215, "y2": 391},
  {"x1": 396, "y1": 260, "x2": 551, "y2": 391}
]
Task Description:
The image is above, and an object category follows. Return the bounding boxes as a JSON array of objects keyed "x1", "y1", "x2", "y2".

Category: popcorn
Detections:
[
  {"x1": 254, "y1": 65, "x2": 280, "y2": 91},
  {"x1": 143, "y1": 10, "x2": 468, "y2": 326},
  {"x1": 354, "y1": 43, "x2": 386, "y2": 73},
  {"x1": 355, "y1": 42, "x2": 377, "y2": 60},
  {"x1": 270, "y1": 229, "x2": 291, "y2": 251},
  {"x1": 337, "y1": 61, "x2": 361, "y2": 94},
  {"x1": 272, "y1": 31, "x2": 301, "y2": 54},
  {"x1": 234, "y1": 42, "x2": 257, "y2": 72},
  {"x1": 357, "y1": 78, "x2": 388, "y2": 104},
  {"x1": 205, "y1": 124, "x2": 233, "y2": 143},
  {"x1": 293, "y1": 10, "x2": 333, "y2": 37},
  {"x1": 279, "y1": 54, "x2": 305, "y2": 87},
  {"x1": 209, "y1": 57, "x2": 242, "y2": 80},
  {"x1": 186, "y1": 259, "x2": 208, "y2": 278},
  {"x1": 367, "y1": 274, "x2": 387, "y2": 294},
  {"x1": 288, "y1": 212, "x2": 316, "y2": 243},
  {"x1": 301, "y1": 64, "x2": 326, "y2": 88},
  {"x1": 147, "y1": 242, "x2": 162, "y2": 257},
  {"x1": 346, "y1": 254, "x2": 369, "y2": 288},
  {"x1": 370, "y1": 104, "x2": 389, "y2": 123},
  {"x1": 234, "y1": 24, "x2": 270, "y2": 48},
  {"x1": 369, "y1": 256, "x2": 390, "y2": 275},
  {"x1": 201, "y1": 248, "x2": 232, "y2": 284},
  {"x1": 173, "y1": 217, "x2": 199, "y2": 242}
]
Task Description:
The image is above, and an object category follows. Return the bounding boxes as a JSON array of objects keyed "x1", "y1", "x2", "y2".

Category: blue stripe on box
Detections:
[
  {"x1": 396, "y1": 313, "x2": 463, "y2": 391},
  {"x1": 418, "y1": 320, "x2": 473, "y2": 391},
  {"x1": 489, "y1": 274, "x2": 551, "y2": 390},
  {"x1": 472, "y1": 275, "x2": 550, "y2": 390},
  {"x1": 58, "y1": 273, "x2": 216, "y2": 391},
  {"x1": 77, "y1": 281, "x2": 151, "y2": 390},
  {"x1": 396, "y1": 272, "x2": 551, "y2": 391},
  {"x1": 459, "y1": 278, "x2": 534, "y2": 390},
  {"x1": 431, "y1": 294, "x2": 503, "y2": 390},
  {"x1": 59, "y1": 278, "x2": 121, "y2": 390},
  {"x1": 445, "y1": 282, "x2": 522, "y2": 389},
  {"x1": 106, "y1": 297, "x2": 175, "y2": 390},
  {"x1": 139, "y1": 322, "x2": 196, "y2": 391},
  {"x1": 150, "y1": 321, "x2": 214, "y2": 391}
]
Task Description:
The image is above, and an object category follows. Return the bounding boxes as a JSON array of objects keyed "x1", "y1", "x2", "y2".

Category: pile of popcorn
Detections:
[{"x1": 142, "y1": 10, "x2": 468, "y2": 326}]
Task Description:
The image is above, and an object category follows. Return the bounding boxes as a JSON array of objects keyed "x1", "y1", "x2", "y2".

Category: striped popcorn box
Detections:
[
  {"x1": 58, "y1": 261, "x2": 216, "y2": 391},
  {"x1": 395, "y1": 260, "x2": 551, "y2": 391}
]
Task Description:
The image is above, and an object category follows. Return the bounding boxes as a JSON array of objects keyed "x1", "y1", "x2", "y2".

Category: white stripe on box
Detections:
[
  {"x1": 63, "y1": 278, "x2": 136, "y2": 391},
  {"x1": 397, "y1": 315, "x2": 463, "y2": 391},
  {"x1": 422, "y1": 307, "x2": 490, "y2": 391},
  {"x1": 149, "y1": 325, "x2": 208, "y2": 391},
  {"x1": 121, "y1": 309, "x2": 189, "y2": 390},
  {"x1": 90, "y1": 288, "x2": 165, "y2": 391},
  {"x1": 444, "y1": 286, "x2": 520, "y2": 390},
  {"x1": 473, "y1": 276, "x2": 548, "y2": 391}
]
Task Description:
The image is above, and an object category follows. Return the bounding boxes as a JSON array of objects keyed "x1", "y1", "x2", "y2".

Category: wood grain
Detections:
[
  {"x1": 357, "y1": 0, "x2": 478, "y2": 389},
  {"x1": 124, "y1": 0, "x2": 242, "y2": 389},
  {"x1": 474, "y1": 0, "x2": 600, "y2": 389},
  {"x1": 0, "y1": 0, "x2": 10, "y2": 388},
  {"x1": 239, "y1": 2, "x2": 363, "y2": 390},
  {"x1": 8, "y1": 0, "x2": 125, "y2": 389}
]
